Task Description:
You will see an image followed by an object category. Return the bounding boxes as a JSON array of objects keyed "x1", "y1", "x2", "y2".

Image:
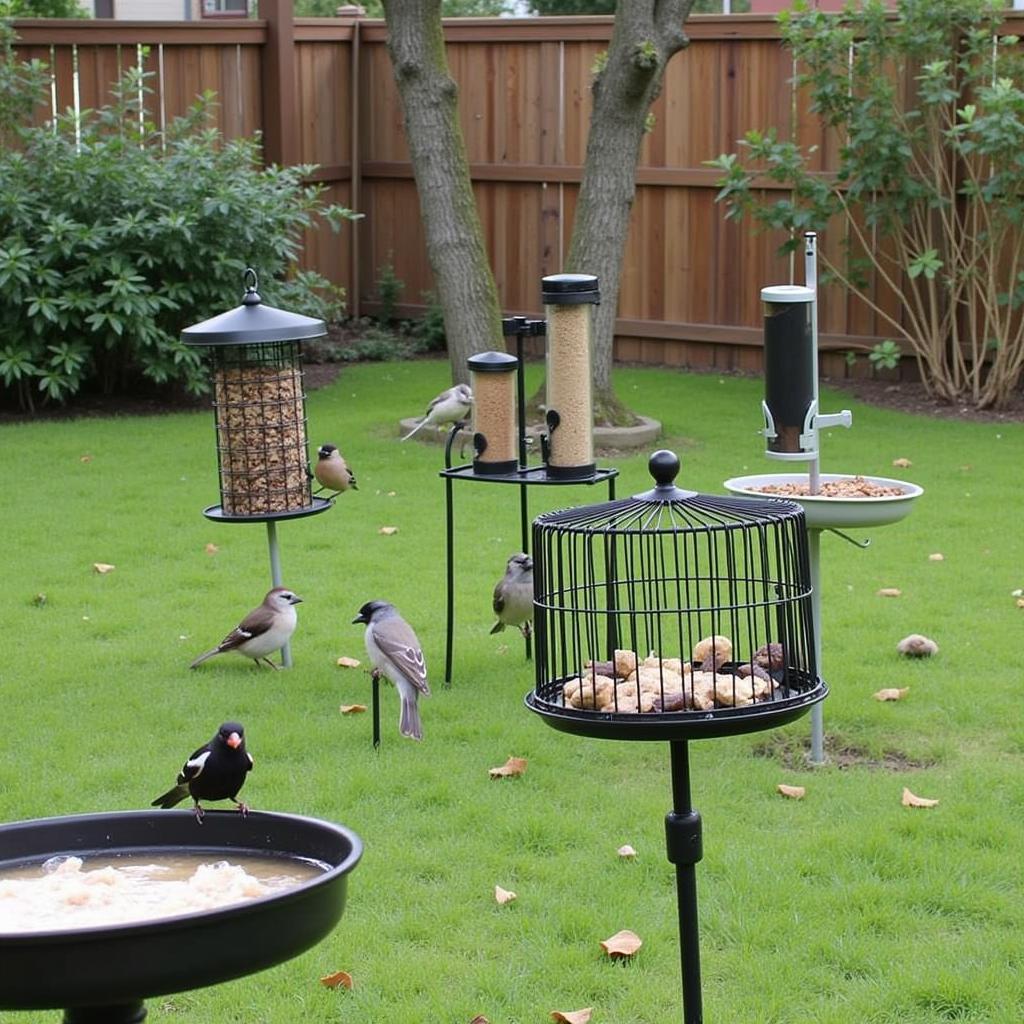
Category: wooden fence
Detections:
[{"x1": 14, "y1": 11, "x2": 1020, "y2": 378}]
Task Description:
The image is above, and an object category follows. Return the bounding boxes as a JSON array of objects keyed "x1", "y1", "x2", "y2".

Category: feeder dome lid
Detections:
[
  {"x1": 182, "y1": 269, "x2": 327, "y2": 346},
  {"x1": 534, "y1": 449, "x2": 806, "y2": 534},
  {"x1": 468, "y1": 350, "x2": 519, "y2": 372},
  {"x1": 542, "y1": 273, "x2": 601, "y2": 305},
  {"x1": 761, "y1": 284, "x2": 814, "y2": 304}
]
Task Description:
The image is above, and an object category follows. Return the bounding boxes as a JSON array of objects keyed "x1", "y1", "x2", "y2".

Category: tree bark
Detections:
[
  {"x1": 567, "y1": 1, "x2": 692, "y2": 422},
  {"x1": 382, "y1": 0, "x2": 504, "y2": 387}
]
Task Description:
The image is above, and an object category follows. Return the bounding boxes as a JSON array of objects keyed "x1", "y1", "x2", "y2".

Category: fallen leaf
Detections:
[
  {"x1": 550, "y1": 1010, "x2": 592, "y2": 1024},
  {"x1": 600, "y1": 928, "x2": 642, "y2": 959},
  {"x1": 387, "y1": 491, "x2": 397, "y2": 497},
  {"x1": 494, "y1": 885, "x2": 517, "y2": 905},
  {"x1": 204, "y1": 543, "x2": 219, "y2": 556},
  {"x1": 489, "y1": 756, "x2": 528, "y2": 778},
  {"x1": 31, "y1": 593, "x2": 47, "y2": 607},
  {"x1": 1017, "y1": 598, "x2": 1024, "y2": 609},
  {"x1": 80, "y1": 454, "x2": 93, "y2": 463},
  {"x1": 319, "y1": 970, "x2": 353, "y2": 990},
  {"x1": 876, "y1": 587, "x2": 902, "y2": 597},
  {"x1": 874, "y1": 687, "x2": 909, "y2": 701},
  {"x1": 336, "y1": 656, "x2": 362, "y2": 668},
  {"x1": 892, "y1": 457, "x2": 912, "y2": 468},
  {"x1": 777, "y1": 784, "x2": 806, "y2": 799},
  {"x1": 339, "y1": 704, "x2": 367, "y2": 715},
  {"x1": 902, "y1": 787, "x2": 939, "y2": 809},
  {"x1": 617, "y1": 844, "x2": 637, "y2": 859},
  {"x1": 469, "y1": 1017, "x2": 490, "y2": 1024},
  {"x1": 378, "y1": 526, "x2": 398, "y2": 535},
  {"x1": 92, "y1": 563, "x2": 115, "y2": 574},
  {"x1": 928, "y1": 552, "x2": 945, "y2": 562}
]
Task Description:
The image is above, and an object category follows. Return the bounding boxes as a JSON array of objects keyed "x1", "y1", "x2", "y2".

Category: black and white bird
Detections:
[
  {"x1": 352, "y1": 600, "x2": 430, "y2": 740},
  {"x1": 401, "y1": 383, "x2": 473, "y2": 441},
  {"x1": 151, "y1": 721, "x2": 253, "y2": 823},
  {"x1": 189, "y1": 587, "x2": 302, "y2": 670},
  {"x1": 490, "y1": 552, "x2": 534, "y2": 639},
  {"x1": 313, "y1": 443, "x2": 357, "y2": 495}
]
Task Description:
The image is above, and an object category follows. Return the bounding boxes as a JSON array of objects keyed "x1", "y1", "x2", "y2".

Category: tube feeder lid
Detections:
[
  {"x1": 182, "y1": 269, "x2": 327, "y2": 346},
  {"x1": 542, "y1": 273, "x2": 601, "y2": 305},
  {"x1": 761, "y1": 284, "x2": 815, "y2": 304},
  {"x1": 468, "y1": 350, "x2": 519, "y2": 372}
]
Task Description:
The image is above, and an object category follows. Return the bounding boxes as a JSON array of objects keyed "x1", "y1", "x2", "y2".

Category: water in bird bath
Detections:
[{"x1": 0, "y1": 851, "x2": 326, "y2": 933}]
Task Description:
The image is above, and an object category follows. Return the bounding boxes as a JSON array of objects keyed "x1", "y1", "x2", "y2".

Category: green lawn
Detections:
[{"x1": 1, "y1": 360, "x2": 1022, "y2": 1023}]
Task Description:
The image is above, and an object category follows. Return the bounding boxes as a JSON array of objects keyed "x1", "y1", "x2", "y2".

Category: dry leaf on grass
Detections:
[
  {"x1": 319, "y1": 970, "x2": 353, "y2": 990},
  {"x1": 617, "y1": 844, "x2": 638, "y2": 859},
  {"x1": 204, "y1": 543, "x2": 219, "y2": 556},
  {"x1": 876, "y1": 587, "x2": 902, "y2": 597},
  {"x1": 1016, "y1": 598, "x2": 1024, "y2": 609},
  {"x1": 339, "y1": 704, "x2": 367, "y2": 715},
  {"x1": 892, "y1": 457, "x2": 912, "y2": 468},
  {"x1": 494, "y1": 885, "x2": 517, "y2": 905},
  {"x1": 336, "y1": 656, "x2": 361, "y2": 668},
  {"x1": 80, "y1": 454, "x2": 93, "y2": 463},
  {"x1": 488, "y1": 756, "x2": 528, "y2": 778},
  {"x1": 92, "y1": 563, "x2": 115, "y2": 574},
  {"x1": 874, "y1": 687, "x2": 909, "y2": 701},
  {"x1": 550, "y1": 1010, "x2": 592, "y2": 1024},
  {"x1": 777, "y1": 784, "x2": 806, "y2": 800},
  {"x1": 378, "y1": 526, "x2": 398, "y2": 535},
  {"x1": 928, "y1": 552, "x2": 945, "y2": 562},
  {"x1": 902, "y1": 787, "x2": 939, "y2": 809},
  {"x1": 600, "y1": 929, "x2": 642, "y2": 959},
  {"x1": 469, "y1": 1017, "x2": 490, "y2": 1024}
]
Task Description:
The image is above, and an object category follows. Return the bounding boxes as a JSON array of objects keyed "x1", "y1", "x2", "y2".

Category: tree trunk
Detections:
[
  {"x1": 382, "y1": 0, "x2": 504, "y2": 386},
  {"x1": 567, "y1": 1, "x2": 692, "y2": 423}
]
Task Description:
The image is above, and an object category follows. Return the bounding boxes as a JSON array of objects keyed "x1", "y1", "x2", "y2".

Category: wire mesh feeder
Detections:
[{"x1": 525, "y1": 450, "x2": 828, "y2": 1023}]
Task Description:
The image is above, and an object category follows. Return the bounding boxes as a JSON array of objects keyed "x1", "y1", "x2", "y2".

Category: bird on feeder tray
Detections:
[
  {"x1": 312, "y1": 443, "x2": 358, "y2": 495},
  {"x1": 151, "y1": 721, "x2": 253, "y2": 823},
  {"x1": 401, "y1": 383, "x2": 473, "y2": 441},
  {"x1": 352, "y1": 600, "x2": 431, "y2": 740},
  {"x1": 189, "y1": 587, "x2": 302, "y2": 670},
  {"x1": 490, "y1": 552, "x2": 534, "y2": 640}
]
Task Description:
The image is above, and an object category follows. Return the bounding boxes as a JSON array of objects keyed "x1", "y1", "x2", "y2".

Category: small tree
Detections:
[{"x1": 709, "y1": 0, "x2": 1024, "y2": 410}]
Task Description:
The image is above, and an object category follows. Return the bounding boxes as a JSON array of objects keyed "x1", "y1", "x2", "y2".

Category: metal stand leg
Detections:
[
  {"x1": 519, "y1": 481, "x2": 532, "y2": 662},
  {"x1": 808, "y1": 528, "x2": 824, "y2": 765},
  {"x1": 371, "y1": 673, "x2": 381, "y2": 750},
  {"x1": 444, "y1": 474, "x2": 455, "y2": 687},
  {"x1": 266, "y1": 520, "x2": 291, "y2": 669},
  {"x1": 64, "y1": 1002, "x2": 147, "y2": 1023},
  {"x1": 666, "y1": 740, "x2": 703, "y2": 1024}
]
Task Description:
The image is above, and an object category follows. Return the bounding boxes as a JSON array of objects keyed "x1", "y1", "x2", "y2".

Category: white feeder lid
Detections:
[{"x1": 761, "y1": 284, "x2": 815, "y2": 303}]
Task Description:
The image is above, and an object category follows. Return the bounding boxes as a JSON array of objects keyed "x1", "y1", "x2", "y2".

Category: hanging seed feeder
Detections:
[
  {"x1": 526, "y1": 450, "x2": 827, "y2": 1023},
  {"x1": 468, "y1": 350, "x2": 519, "y2": 475},
  {"x1": 182, "y1": 269, "x2": 333, "y2": 666}
]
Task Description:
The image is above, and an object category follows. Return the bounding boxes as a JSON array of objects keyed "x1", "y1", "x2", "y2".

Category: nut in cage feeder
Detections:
[
  {"x1": 182, "y1": 269, "x2": 326, "y2": 518},
  {"x1": 542, "y1": 273, "x2": 600, "y2": 480},
  {"x1": 468, "y1": 350, "x2": 519, "y2": 475}
]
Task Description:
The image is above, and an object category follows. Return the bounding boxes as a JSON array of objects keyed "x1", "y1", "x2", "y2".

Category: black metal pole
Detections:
[
  {"x1": 64, "y1": 1002, "x2": 147, "y2": 1023},
  {"x1": 514, "y1": 325, "x2": 532, "y2": 662},
  {"x1": 371, "y1": 673, "x2": 381, "y2": 750},
  {"x1": 443, "y1": 424, "x2": 461, "y2": 687},
  {"x1": 665, "y1": 740, "x2": 704, "y2": 1024}
]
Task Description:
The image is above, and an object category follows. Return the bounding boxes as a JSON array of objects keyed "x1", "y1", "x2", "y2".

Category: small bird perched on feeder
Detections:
[
  {"x1": 401, "y1": 383, "x2": 473, "y2": 441},
  {"x1": 491, "y1": 552, "x2": 534, "y2": 640},
  {"x1": 313, "y1": 443, "x2": 358, "y2": 495},
  {"x1": 151, "y1": 721, "x2": 253, "y2": 823},
  {"x1": 189, "y1": 587, "x2": 302, "y2": 670},
  {"x1": 352, "y1": 600, "x2": 430, "y2": 740}
]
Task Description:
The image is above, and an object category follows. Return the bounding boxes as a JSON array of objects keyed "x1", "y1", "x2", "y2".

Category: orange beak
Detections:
[{"x1": 226, "y1": 732, "x2": 242, "y2": 749}]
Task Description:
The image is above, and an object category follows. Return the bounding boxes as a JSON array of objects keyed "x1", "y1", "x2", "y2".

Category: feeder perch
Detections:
[
  {"x1": 526, "y1": 449, "x2": 827, "y2": 1023},
  {"x1": 468, "y1": 350, "x2": 519, "y2": 476},
  {"x1": 542, "y1": 273, "x2": 600, "y2": 480}
]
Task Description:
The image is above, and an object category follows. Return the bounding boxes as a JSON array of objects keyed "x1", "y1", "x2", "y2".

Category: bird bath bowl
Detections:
[
  {"x1": 0, "y1": 809, "x2": 362, "y2": 1022},
  {"x1": 722, "y1": 473, "x2": 923, "y2": 530}
]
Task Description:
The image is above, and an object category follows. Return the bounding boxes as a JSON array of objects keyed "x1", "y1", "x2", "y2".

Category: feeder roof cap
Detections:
[
  {"x1": 761, "y1": 284, "x2": 815, "y2": 304},
  {"x1": 468, "y1": 350, "x2": 519, "y2": 372},
  {"x1": 182, "y1": 270, "x2": 327, "y2": 346},
  {"x1": 542, "y1": 273, "x2": 601, "y2": 305}
]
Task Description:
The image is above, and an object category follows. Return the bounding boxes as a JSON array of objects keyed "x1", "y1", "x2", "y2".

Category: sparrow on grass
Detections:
[
  {"x1": 189, "y1": 587, "x2": 302, "y2": 670},
  {"x1": 151, "y1": 721, "x2": 253, "y2": 823}
]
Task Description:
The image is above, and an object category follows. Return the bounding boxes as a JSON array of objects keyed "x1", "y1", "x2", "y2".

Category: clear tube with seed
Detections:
[{"x1": 468, "y1": 350, "x2": 519, "y2": 475}]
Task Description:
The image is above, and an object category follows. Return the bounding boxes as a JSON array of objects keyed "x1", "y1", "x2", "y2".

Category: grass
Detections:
[{"x1": 1, "y1": 359, "x2": 1022, "y2": 1023}]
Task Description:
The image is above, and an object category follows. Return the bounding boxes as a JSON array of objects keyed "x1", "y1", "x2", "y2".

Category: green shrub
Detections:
[{"x1": 0, "y1": 49, "x2": 358, "y2": 411}]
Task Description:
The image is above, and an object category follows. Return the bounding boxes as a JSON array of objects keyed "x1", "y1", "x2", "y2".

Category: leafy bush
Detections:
[{"x1": 0, "y1": 46, "x2": 358, "y2": 411}]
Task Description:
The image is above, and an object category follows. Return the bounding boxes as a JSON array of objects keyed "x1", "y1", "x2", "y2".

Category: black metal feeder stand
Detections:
[
  {"x1": 526, "y1": 450, "x2": 828, "y2": 1023},
  {"x1": 182, "y1": 269, "x2": 333, "y2": 667}
]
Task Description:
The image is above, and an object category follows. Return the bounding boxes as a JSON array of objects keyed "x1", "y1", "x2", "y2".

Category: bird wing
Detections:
[
  {"x1": 373, "y1": 621, "x2": 430, "y2": 695},
  {"x1": 176, "y1": 747, "x2": 211, "y2": 786},
  {"x1": 492, "y1": 583, "x2": 506, "y2": 616},
  {"x1": 424, "y1": 388, "x2": 452, "y2": 415},
  {"x1": 215, "y1": 605, "x2": 275, "y2": 653}
]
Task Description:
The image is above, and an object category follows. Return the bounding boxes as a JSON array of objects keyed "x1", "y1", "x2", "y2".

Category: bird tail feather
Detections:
[
  {"x1": 490, "y1": 621, "x2": 505, "y2": 634},
  {"x1": 401, "y1": 419, "x2": 426, "y2": 442},
  {"x1": 151, "y1": 784, "x2": 189, "y2": 809},
  {"x1": 400, "y1": 697, "x2": 422, "y2": 740},
  {"x1": 189, "y1": 648, "x2": 220, "y2": 669}
]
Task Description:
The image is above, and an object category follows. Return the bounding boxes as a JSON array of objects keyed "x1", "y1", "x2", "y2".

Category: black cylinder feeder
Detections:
[
  {"x1": 526, "y1": 450, "x2": 828, "y2": 1023},
  {"x1": 762, "y1": 284, "x2": 817, "y2": 460},
  {"x1": 468, "y1": 350, "x2": 519, "y2": 476}
]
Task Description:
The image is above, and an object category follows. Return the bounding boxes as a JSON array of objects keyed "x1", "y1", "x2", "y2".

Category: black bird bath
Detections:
[{"x1": 0, "y1": 809, "x2": 362, "y2": 1023}]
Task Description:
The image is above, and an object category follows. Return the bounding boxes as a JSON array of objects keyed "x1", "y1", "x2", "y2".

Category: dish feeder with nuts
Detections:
[
  {"x1": 182, "y1": 269, "x2": 333, "y2": 667},
  {"x1": 723, "y1": 232, "x2": 922, "y2": 762},
  {"x1": 526, "y1": 450, "x2": 827, "y2": 1023}
]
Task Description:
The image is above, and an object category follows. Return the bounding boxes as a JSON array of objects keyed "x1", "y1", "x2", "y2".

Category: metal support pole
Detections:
[
  {"x1": 808, "y1": 528, "x2": 825, "y2": 764},
  {"x1": 371, "y1": 673, "x2": 381, "y2": 750},
  {"x1": 266, "y1": 519, "x2": 291, "y2": 668},
  {"x1": 444, "y1": 474, "x2": 455, "y2": 687},
  {"x1": 666, "y1": 740, "x2": 704, "y2": 1024},
  {"x1": 804, "y1": 232, "x2": 822, "y2": 496}
]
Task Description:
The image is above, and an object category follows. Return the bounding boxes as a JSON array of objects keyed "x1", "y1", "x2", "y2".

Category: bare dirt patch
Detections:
[{"x1": 752, "y1": 731, "x2": 936, "y2": 771}]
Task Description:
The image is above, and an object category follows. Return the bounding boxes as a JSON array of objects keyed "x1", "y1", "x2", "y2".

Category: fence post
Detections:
[{"x1": 260, "y1": 0, "x2": 300, "y2": 167}]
